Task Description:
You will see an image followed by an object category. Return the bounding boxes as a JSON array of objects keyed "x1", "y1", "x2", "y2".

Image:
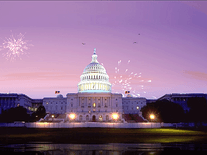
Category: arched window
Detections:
[
  {"x1": 99, "y1": 115, "x2": 103, "y2": 121},
  {"x1": 106, "y1": 115, "x2": 109, "y2": 121},
  {"x1": 79, "y1": 115, "x2": 83, "y2": 121},
  {"x1": 86, "y1": 115, "x2": 89, "y2": 121}
]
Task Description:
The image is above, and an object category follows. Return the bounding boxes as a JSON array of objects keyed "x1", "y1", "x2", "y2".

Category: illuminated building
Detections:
[
  {"x1": 42, "y1": 49, "x2": 148, "y2": 122},
  {"x1": 78, "y1": 48, "x2": 111, "y2": 93},
  {"x1": 66, "y1": 48, "x2": 123, "y2": 122},
  {"x1": 43, "y1": 94, "x2": 67, "y2": 114}
]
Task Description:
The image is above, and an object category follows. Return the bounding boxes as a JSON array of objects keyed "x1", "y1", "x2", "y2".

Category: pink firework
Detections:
[
  {"x1": 111, "y1": 60, "x2": 152, "y2": 97},
  {"x1": 1, "y1": 33, "x2": 33, "y2": 61}
]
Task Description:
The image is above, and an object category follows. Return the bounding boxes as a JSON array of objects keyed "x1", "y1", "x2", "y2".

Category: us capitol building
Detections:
[
  {"x1": 43, "y1": 49, "x2": 146, "y2": 122},
  {"x1": 1, "y1": 49, "x2": 206, "y2": 122},
  {"x1": 0, "y1": 49, "x2": 147, "y2": 122}
]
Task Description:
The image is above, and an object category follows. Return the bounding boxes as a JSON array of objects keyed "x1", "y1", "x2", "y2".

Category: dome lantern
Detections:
[{"x1": 91, "y1": 48, "x2": 98, "y2": 63}]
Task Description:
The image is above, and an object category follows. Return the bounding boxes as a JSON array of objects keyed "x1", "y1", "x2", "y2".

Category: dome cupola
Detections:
[{"x1": 78, "y1": 48, "x2": 112, "y2": 93}]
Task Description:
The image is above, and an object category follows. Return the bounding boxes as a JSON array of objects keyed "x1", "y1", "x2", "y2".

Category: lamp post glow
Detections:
[
  {"x1": 69, "y1": 113, "x2": 76, "y2": 120},
  {"x1": 112, "y1": 113, "x2": 119, "y2": 128},
  {"x1": 112, "y1": 113, "x2": 118, "y2": 128},
  {"x1": 150, "y1": 114, "x2": 155, "y2": 120},
  {"x1": 112, "y1": 113, "x2": 118, "y2": 120},
  {"x1": 150, "y1": 114, "x2": 155, "y2": 128},
  {"x1": 51, "y1": 114, "x2": 54, "y2": 122}
]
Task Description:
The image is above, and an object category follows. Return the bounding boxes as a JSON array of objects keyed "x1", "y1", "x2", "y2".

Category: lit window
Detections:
[
  {"x1": 106, "y1": 115, "x2": 109, "y2": 121},
  {"x1": 93, "y1": 103, "x2": 96, "y2": 108},
  {"x1": 137, "y1": 106, "x2": 139, "y2": 110},
  {"x1": 99, "y1": 115, "x2": 103, "y2": 121}
]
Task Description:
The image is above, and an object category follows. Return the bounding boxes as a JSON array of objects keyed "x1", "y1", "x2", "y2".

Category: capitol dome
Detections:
[{"x1": 78, "y1": 48, "x2": 112, "y2": 93}]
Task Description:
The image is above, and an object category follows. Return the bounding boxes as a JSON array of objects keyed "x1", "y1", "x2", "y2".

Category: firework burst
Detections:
[
  {"x1": 111, "y1": 60, "x2": 152, "y2": 97},
  {"x1": 0, "y1": 32, "x2": 33, "y2": 61}
]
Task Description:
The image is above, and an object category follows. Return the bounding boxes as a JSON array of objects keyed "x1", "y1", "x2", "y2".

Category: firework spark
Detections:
[
  {"x1": 1, "y1": 32, "x2": 33, "y2": 61},
  {"x1": 111, "y1": 60, "x2": 152, "y2": 97}
]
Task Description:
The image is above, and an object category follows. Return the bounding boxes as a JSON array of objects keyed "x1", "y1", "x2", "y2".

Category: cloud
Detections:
[
  {"x1": 0, "y1": 72, "x2": 79, "y2": 81},
  {"x1": 183, "y1": 71, "x2": 207, "y2": 81}
]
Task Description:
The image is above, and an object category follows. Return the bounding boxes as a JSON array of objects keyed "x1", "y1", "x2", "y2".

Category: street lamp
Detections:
[
  {"x1": 69, "y1": 113, "x2": 76, "y2": 120},
  {"x1": 112, "y1": 113, "x2": 119, "y2": 128},
  {"x1": 51, "y1": 114, "x2": 54, "y2": 122},
  {"x1": 112, "y1": 113, "x2": 119, "y2": 120},
  {"x1": 150, "y1": 114, "x2": 155, "y2": 128}
]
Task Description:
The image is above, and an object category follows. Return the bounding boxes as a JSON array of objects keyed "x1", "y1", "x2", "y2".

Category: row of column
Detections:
[
  {"x1": 0, "y1": 98, "x2": 17, "y2": 109},
  {"x1": 78, "y1": 97, "x2": 112, "y2": 108},
  {"x1": 80, "y1": 83, "x2": 110, "y2": 91},
  {"x1": 82, "y1": 75, "x2": 108, "y2": 81}
]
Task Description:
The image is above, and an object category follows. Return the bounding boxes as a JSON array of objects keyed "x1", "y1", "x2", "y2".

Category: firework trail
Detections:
[
  {"x1": 0, "y1": 32, "x2": 33, "y2": 61},
  {"x1": 111, "y1": 60, "x2": 152, "y2": 97}
]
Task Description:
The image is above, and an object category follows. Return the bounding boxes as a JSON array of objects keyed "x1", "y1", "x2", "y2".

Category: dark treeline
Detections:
[
  {"x1": 141, "y1": 97, "x2": 207, "y2": 125},
  {"x1": 0, "y1": 105, "x2": 46, "y2": 123}
]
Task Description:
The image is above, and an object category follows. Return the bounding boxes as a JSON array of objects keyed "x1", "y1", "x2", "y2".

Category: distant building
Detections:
[
  {"x1": 0, "y1": 93, "x2": 43, "y2": 114},
  {"x1": 43, "y1": 94, "x2": 67, "y2": 114},
  {"x1": 146, "y1": 99, "x2": 157, "y2": 104},
  {"x1": 122, "y1": 94, "x2": 146, "y2": 115},
  {"x1": 158, "y1": 93, "x2": 207, "y2": 112}
]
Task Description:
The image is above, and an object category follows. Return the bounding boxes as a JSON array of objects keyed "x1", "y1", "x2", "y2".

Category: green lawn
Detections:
[{"x1": 0, "y1": 127, "x2": 207, "y2": 144}]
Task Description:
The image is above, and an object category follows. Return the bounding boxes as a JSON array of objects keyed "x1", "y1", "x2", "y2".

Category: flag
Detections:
[
  {"x1": 55, "y1": 91, "x2": 60, "y2": 94},
  {"x1": 125, "y1": 91, "x2": 130, "y2": 94}
]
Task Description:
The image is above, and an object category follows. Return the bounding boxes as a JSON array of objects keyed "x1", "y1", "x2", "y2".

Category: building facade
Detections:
[
  {"x1": 43, "y1": 94, "x2": 67, "y2": 114},
  {"x1": 158, "y1": 93, "x2": 207, "y2": 112},
  {"x1": 122, "y1": 95, "x2": 146, "y2": 115},
  {"x1": 42, "y1": 49, "x2": 147, "y2": 122},
  {"x1": 0, "y1": 93, "x2": 43, "y2": 114}
]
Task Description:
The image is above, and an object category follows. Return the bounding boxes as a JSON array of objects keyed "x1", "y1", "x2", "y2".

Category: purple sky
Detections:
[{"x1": 0, "y1": 1, "x2": 207, "y2": 99}]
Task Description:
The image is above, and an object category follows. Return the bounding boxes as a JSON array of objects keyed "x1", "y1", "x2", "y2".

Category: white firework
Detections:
[
  {"x1": 1, "y1": 32, "x2": 33, "y2": 61},
  {"x1": 111, "y1": 60, "x2": 152, "y2": 97}
]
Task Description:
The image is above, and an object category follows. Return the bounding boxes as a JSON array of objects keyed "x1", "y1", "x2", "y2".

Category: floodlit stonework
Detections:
[{"x1": 42, "y1": 49, "x2": 147, "y2": 122}]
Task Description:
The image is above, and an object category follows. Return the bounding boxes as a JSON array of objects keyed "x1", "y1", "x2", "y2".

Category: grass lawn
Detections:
[{"x1": 0, "y1": 127, "x2": 207, "y2": 144}]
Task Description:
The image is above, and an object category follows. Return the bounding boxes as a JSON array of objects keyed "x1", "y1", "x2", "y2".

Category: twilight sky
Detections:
[{"x1": 0, "y1": 1, "x2": 207, "y2": 99}]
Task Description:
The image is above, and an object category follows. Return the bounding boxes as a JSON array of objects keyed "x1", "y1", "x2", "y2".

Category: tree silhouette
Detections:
[
  {"x1": 187, "y1": 97, "x2": 207, "y2": 126},
  {"x1": 0, "y1": 106, "x2": 29, "y2": 122},
  {"x1": 141, "y1": 100, "x2": 185, "y2": 123},
  {"x1": 30, "y1": 105, "x2": 46, "y2": 122}
]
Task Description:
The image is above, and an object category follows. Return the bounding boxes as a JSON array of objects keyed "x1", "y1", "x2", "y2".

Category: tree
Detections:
[
  {"x1": 141, "y1": 103, "x2": 160, "y2": 122},
  {"x1": 0, "y1": 106, "x2": 29, "y2": 122},
  {"x1": 186, "y1": 97, "x2": 207, "y2": 126},
  {"x1": 30, "y1": 105, "x2": 46, "y2": 122},
  {"x1": 141, "y1": 100, "x2": 185, "y2": 123}
]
